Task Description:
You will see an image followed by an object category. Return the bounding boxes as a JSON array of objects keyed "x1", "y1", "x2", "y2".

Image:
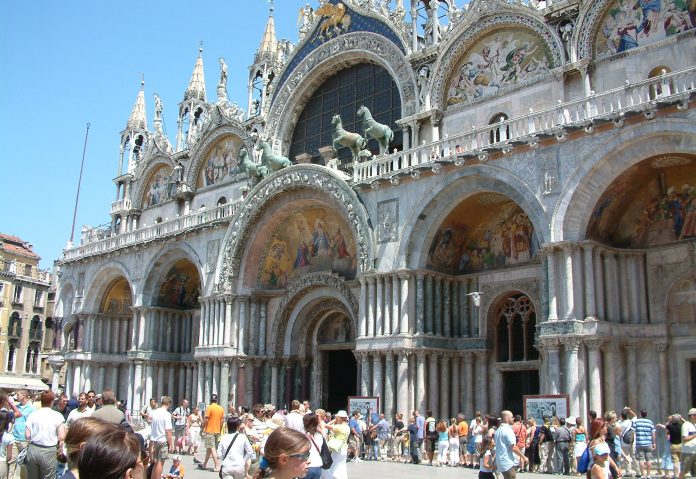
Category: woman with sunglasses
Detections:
[
  {"x1": 254, "y1": 427, "x2": 310, "y2": 479},
  {"x1": 591, "y1": 442, "x2": 612, "y2": 479}
]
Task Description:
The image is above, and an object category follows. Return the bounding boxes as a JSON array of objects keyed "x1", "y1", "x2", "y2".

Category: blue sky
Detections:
[{"x1": 1, "y1": 0, "x2": 308, "y2": 267}]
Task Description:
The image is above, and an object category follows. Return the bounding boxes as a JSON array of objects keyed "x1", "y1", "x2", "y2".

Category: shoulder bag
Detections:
[
  {"x1": 219, "y1": 433, "x2": 238, "y2": 479},
  {"x1": 308, "y1": 433, "x2": 333, "y2": 469}
]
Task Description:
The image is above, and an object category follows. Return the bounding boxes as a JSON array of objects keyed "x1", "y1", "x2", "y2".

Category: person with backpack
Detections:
[
  {"x1": 539, "y1": 416, "x2": 556, "y2": 473},
  {"x1": 555, "y1": 418, "x2": 573, "y2": 475},
  {"x1": 619, "y1": 408, "x2": 639, "y2": 477},
  {"x1": 424, "y1": 411, "x2": 438, "y2": 466}
]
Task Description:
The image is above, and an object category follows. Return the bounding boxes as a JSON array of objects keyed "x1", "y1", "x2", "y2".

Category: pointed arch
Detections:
[{"x1": 132, "y1": 156, "x2": 177, "y2": 210}]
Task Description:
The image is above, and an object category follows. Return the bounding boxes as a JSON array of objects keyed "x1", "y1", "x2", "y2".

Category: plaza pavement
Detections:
[{"x1": 180, "y1": 452, "x2": 565, "y2": 479}]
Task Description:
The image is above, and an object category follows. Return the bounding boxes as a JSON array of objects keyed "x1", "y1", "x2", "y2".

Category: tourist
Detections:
[
  {"x1": 618, "y1": 408, "x2": 639, "y2": 477},
  {"x1": 187, "y1": 406, "x2": 203, "y2": 456},
  {"x1": 436, "y1": 419, "x2": 449, "y2": 466},
  {"x1": 149, "y1": 396, "x2": 174, "y2": 479},
  {"x1": 373, "y1": 413, "x2": 389, "y2": 460},
  {"x1": 664, "y1": 414, "x2": 684, "y2": 479},
  {"x1": 393, "y1": 413, "x2": 407, "y2": 461},
  {"x1": 424, "y1": 410, "x2": 438, "y2": 465},
  {"x1": 657, "y1": 416, "x2": 675, "y2": 479},
  {"x1": 448, "y1": 418, "x2": 460, "y2": 466},
  {"x1": 78, "y1": 427, "x2": 144, "y2": 479},
  {"x1": 25, "y1": 390, "x2": 68, "y2": 479},
  {"x1": 479, "y1": 437, "x2": 495, "y2": 479},
  {"x1": 66, "y1": 393, "x2": 93, "y2": 427},
  {"x1": 414, "y1": 410, "x2": 425, "y2": 462},
  {"x1": 588, "y1": 418, "x2": 621, "y2": 477},
  {"x1": 197, "y1": 394, "x2": 224, "y2": 471},
  {"x1": 254, "y1": 427, "x2": 310, "y2": 479},
  {"x1": 512, "y1": 415, "x2": 527, "y2": 470},
  {"x1": 604, "y1": 411, "x2": 622, "y2": 478},
  {"x1": 92, "y1": 389, "x2": 125, "y2": 425},
  {"x1": 680, "y1": 408, "x2": 696, "y2": 479},
  {"x1": 141, "y1": 398, "x2": 158, "y2": 426},
  {"x1": 53, "y1": 394, "x2": 71, "y2": 422},
  {"x1": 0, "y1": 410, "x2": 15, "y2": 479},
  {"x1": 172, "y1": 399, "x2": 190, "y2": 454},
  {"x1": 85, "y1": 391, "x2": 97, "y2": 413},
  {"x1": 218, "y1": 416, "x2": 253, "y2": 479},
  {"x1": 162, "y1": 454, "x2": 184, "y2": 478},
  {"x1": 348, "y1": 411, "x2": 362, "y2": 463},
  {"x1": 325, "y1": 410, "x2": 350, "y2": 479},
  {"x1": 303, "y1": 413, "x2": 325, "y2": 479},
  {"x1": 9, "y1": 389, "x2": 36, "y2": 479},
  {"x1": 574, "y1": 417, "x2": 589, "y2": 474},
  {"x1": 407, "y1": 417, "x2": 420, "y2": 464},
  {"x1": 495, "y1": 410, "x2": 527, "y2": 479},
  {"x1": 539, "y1": 416, "x2": 556, "y2": 473},
  {"x1": 556, "y1": 417, "x2": 573, "y2": 475},
  {"x1": 458, "y1": 414, "x2": 469, "y2": 466},
  {"x1": 284, "y1": 400, "x2": 305, "y2": 433},
  {"x1": 62, "y1": 417, "x2": 115, "y2": 479},
  {"x1": 591, "y1": 442, "x2": 612, "y2": 479},
  {"x1": 526, "y1": 417, "x2": 541, "y2": 472},
  {"x1": 634, "y1": 410, "x2": 656, "y2": 479},
  {"x1": 471, "y1": 412, "x2": 485, "y2": 468}
]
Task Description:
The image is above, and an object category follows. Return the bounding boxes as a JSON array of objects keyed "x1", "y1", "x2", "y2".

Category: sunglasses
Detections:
[{"x1": 287, "y1": 451, "x2": 311, "y2": 461}]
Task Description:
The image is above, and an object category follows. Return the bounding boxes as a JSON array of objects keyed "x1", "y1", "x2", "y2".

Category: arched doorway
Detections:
[{"x1": 493, "y1": 292, "x2": 540, "y2": 416}]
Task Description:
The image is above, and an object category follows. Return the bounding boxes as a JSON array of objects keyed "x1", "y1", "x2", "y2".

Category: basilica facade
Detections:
[{"x1": 51, "y1": 0, "x2": 696, "y2": 421}]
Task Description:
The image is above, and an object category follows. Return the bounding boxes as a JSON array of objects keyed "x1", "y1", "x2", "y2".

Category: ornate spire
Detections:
[
  {"x1": 256, "y1": 3, "x2": 277, "y2": 62},
  {"x1": 126, "y1": 77, "x2": 147, "y2": 130},
  {"x1": 184, "y1": 43, "x2": 207, "y2": 102}
]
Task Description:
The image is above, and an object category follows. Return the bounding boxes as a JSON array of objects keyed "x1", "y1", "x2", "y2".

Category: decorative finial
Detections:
[
  {"x1": 268, "y1": 0, "x2": 274, "y2": 15},
  {"x1": 199, "y1": 41, "x2": 203, "y2": 56},
  {"x1": 140, "y1": 74, "x2": 145, "y2": 89}
]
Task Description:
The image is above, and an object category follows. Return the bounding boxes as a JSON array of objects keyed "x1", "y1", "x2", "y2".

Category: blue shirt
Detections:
[
  {"x1": 13, "y1": 403, "x2": 37, "y2": 441},
  {"x1": 495, "y1": 423, "x2": 519, "y2": 472},
  {"x1": 634, "y1": 418, "x2": 655, "y2": 447},
  {"x1": 376, "y1": 419, "x2": 390, "y2": 440},
  {"x1": 349, "y1": 417, "x2": 362, "y2": 434}
]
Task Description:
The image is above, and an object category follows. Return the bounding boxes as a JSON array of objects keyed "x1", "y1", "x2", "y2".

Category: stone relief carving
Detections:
[
  {"x1": 206, "y1": 240, "x2": 220, "y2": 275},
  {"x1": 269, "y1": 272, "x2": 359, "y2": 356},
  {"x1": 430, "y1": 13, "x2": 564, "y2": 111},
  {"x1": 377, "y1": 198, "x2": 399, "y2": 243},
  {"x1": 537, "y1": 149, "x2": 560, "y2": 197},
  {"x1": 217, "y1": 165, "x2": 373, "y2": 290},
  {"x1": 265, "y1": 32, "x2": 416, "y2": 142}
]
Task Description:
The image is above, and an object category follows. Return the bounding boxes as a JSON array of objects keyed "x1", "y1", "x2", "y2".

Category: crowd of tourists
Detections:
[{"x1": 1, "y1": 386, "x2": 696, "y2": 479}]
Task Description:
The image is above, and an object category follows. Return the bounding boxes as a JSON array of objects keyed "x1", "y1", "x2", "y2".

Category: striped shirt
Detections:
[{"x1": 634, "y1": 417, "x2": 655, "y2": 447}]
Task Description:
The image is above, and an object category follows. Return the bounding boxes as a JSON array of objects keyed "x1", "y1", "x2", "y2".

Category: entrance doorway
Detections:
[
  {"x1": 325, "y1": 349, "x2": 357, "y2": 412},
  {"x1": 502, "y1": 370, "x2": 539, "y2": 417}
]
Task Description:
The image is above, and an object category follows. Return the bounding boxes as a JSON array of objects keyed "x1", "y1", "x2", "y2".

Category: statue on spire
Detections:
[{"x1": 217, "y1": 57, "x2": 229, "y2": 103}]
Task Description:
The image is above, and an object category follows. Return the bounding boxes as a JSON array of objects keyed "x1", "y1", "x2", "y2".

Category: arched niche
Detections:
[
  {"x1": 140, "y1": 164, "x2": 175, "y2": 209},
  {"x1": 256, "y1": 205, "x2": 357, "y2": 289},
  {"x1": 196, "y1": 134, "x2": 246, "y2": 188},
  {"x1": 586, "y1": 154, "x2": 696, "y2": 248},
  {"x1": 426, "y1": 192, "x2": 539, "y2": 274},
  {"x1": 150, "y1": 258, "x2": 202, "y2": 309},
  {"x1": 99, "y1": 277, "x2": 133, "y2": 314}
]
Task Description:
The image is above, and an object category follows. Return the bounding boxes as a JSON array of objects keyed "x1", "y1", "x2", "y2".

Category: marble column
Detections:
[
  {"x1": 563, "y1": 247, "x2": 576, "y2": 320},
  {"x1": 144, "y1": 363, "x2": 154, "y2": 404},
  {"x1": 259, "y1": 300, "x2": 267, "y2": 355},
  {"x1": 475, "y1": 351, "x2": 488, "y2": 413},
  {"x1": 443, "y1": 280, "x2": 451, "y2": 337},
  {"x1": 415, "y1": 273, "x2": 425, "y2": 334},
  {"x1": 602, "y1": 343, "x2": 617, "y2": 411},
  {"x1": 439, "y1": 352, "x2": 450, "y2": 419},
  {"x1": 624, "y1": 342, "x2": 638, "y2": 408},
  {"x1": 434, "y1": 276, "x2": 442, "y2": 336},
  {"x1": 594, "y1": 249, "x2": 606, "y2": 320},
  {"x1": 399, "y1": 273, "x2": 410, "y2": 335},
  {"x1": 358, "y1": 278, "x2": 367, "y2": 338},
  {"x1": 49, "y1": 360, "x2": 64, "y2": 393},
  {"x1": 561, "y1": 337, "x2": 581, "y2": 415},
  {"x1": 583, "y1": 244, "x2": 597, "y2": 318},
  {"x1": 396, "y1": 351, "x2": 409, "y2": 416},
  {"x1": 157, "y1": 364, "x2": 166, "y2": 399},
  {"x1": 271, "y1": 360, "x2": 279, "y2": 407},
  {"x1": 543, "y1": 339, "x2": 561, "y2": 394},
  {"x1": 572, "y1": 247, "x2": 585, "y2": 321},
  {"x1": 546, "y1": 248, "x2": 559, "y2": 321},
  {"x1": 416, "y1": 352, "x2": 426, "y2": 414},
  {"x1": 376, "y1": 276, "x2": 384, "y2": 336},
  {"x1": 245, "y1": 359, "x2": 254, "y2": 407},
  {"x1": 185, "y1": 365, "x2": 192, "y2": 403},
  {"x1": 384, "y1": 352, "x2": 395, "y2": 418},
  {"x1": 428, "y1": 352, "x2": 438, "y2": 418},
  {"x1": 451, "y1": 353, "x2": 460, "y2": 416},
  {"x1": 391, "y1": 274, "x2": 399, "y2": 334},
  {"x1": 384, "y1": 277, "x2": 392, "y2": 336},
  {"x1": 361, "y1": 353, "x2": 371, "y2": 396},
  {"x1": 213, "y1": 360, "x2": 220, "y2": 396},
  {"x1": 237, "y1": 359, "x2": 246, "y2": 408},
  {"x1": 167, "y1": 367, "x2": 175, "y2": 400},
  {"x1": 97, "y1": 364, "x2": 106, "y2": 393},
  {"x1": 585, "y1": 339, "x2": 604, "y2": 414},
  {"x1": 372, "y1": 353, "x2": 383, "y2": 402},
  {"x1": 249, "y1": 301, "x2": 258, "y2": 355},
  {"x1": 133, "y1": 361, "x2": 143, "y2": 413},
  {"x1": 367, "y1": 278, "x2": 376, "y2": 337},
  {"x1": 239, "y1": 297, "x2": 248, "y2": 354},
  {"x1": 425, "y1": 275, "x2": 434, "y2": 334},
  {"x1": 463, "y1": 353, "x2": 474, "y2": 417},
  {"x1": 655, "y1": 343, "x2": 669, "y2": 415}
]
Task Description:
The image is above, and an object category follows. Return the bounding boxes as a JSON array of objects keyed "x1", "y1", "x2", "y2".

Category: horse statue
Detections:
[
  {"x1": 256, "y1": 140, "x2": 292, "y2": 171},
  {"x1": 314, "y1": 3, "x2": 351, "y2": 42},
  {"x1": 331, "y1": 114, "x2": 369, "y2": 159},
  {"x1": 357, "y1": 105, "x2": 394, "y2": 154},
  {"x1": 239, "y1": 146, "x2": 268, "y2": 182}
]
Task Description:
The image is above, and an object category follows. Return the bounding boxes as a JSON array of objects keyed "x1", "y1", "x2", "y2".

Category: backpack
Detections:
[
  {"x1": 622, "y1": 429, "x2": 635, "y2": 445},
  {"x1": 577, "y1": 446, "x2": 591, "y2": 473}
]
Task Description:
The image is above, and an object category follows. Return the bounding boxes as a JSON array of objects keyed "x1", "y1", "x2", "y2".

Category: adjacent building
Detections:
[{"x1": 52, "y1": 0, "x2": 696, "y2": 420}]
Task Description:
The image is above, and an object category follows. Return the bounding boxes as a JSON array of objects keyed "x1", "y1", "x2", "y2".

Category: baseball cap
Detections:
[
  {"x1": 593, "y1": 443, "x2": 610, "y2": 456},
  {"x1": 688, "y1": 408, "x2": 696, "y2": 416},
  {"x1": 172, "y1": 455, "x2": 181, "y2": 462}
]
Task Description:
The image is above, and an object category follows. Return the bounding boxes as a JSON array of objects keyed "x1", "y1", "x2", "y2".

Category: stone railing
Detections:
[
  {"x1": 349, "y1": 66, "x2": 695, "y2": 184},
  {"x1": 110, "y1": 198, "x2": 131, "y2": 214},
  {"x1": 62, "y1": 200, "x2": 241, "y2": 262}
]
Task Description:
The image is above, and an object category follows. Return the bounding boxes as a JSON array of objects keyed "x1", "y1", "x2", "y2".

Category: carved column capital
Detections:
[
  {"x1": 539, "y1": 337, "x2": 560, "y2": 351},
  {"x1": 584, "y1": 339, "x2": 604, "y2": 351},
  {"x1": 237, "y1": 357, "x2": 247, "y2": 369},
  {"x1": 560, "y1": 337, "x2": 581, "y2": 352},
  {"x1": 623, "y1": 341, "x2": 638, "y2": 351},
  {"x1": 655, "y1": 342, "x2": 668, "y2": 353},
  {"x1": 397, "y1": 271, "x2": 411, "y2": 280}
]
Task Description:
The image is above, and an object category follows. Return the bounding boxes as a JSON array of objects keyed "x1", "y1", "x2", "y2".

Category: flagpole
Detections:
[{"x1": 70, "y1": 122, "x2": 90, "y2": 246}]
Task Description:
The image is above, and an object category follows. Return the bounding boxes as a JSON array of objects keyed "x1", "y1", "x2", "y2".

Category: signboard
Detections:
[
  {"x1": 523, "y1": 394, "x2": 570, "y2": 424},
  {"x1": 348, "y1": 396, "x2": 380, "y2": 425}
]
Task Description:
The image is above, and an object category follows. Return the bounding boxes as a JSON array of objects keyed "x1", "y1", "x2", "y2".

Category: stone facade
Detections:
[{"x1": 53, "y1": 0, "x2": 696, "y2": 420}]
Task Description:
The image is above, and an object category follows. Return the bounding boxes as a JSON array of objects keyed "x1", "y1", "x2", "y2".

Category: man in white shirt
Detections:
[
  {"x1": 284, "y1": 400, "x2": 305, "y2": 432},
  {"x1": 495, "y1": 410, "x2": 527, "y2": 479},
  {"x1": 66, "y1": 392, "x2": 93, "y2": 427},
  {"x1": 680, "y1": 408, "x2": 696, "y2": 479},
  {"x1": 25, "y1": 390, "x2": 67, "y2": 479},
  {"x1": 150, "y1": 396, "x2": 174, "y2": 479},
  {"x1": 172, "y1": 399, "x2": 189, "y2": 454}
]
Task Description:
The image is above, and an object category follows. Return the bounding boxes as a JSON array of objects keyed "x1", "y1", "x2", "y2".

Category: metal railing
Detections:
[
  {"x1": 63, "y1": 200, "x2": 241, "y2": 262},
  {"x1": 349, "y1": 66, "x2": 695, "y2": 183}
]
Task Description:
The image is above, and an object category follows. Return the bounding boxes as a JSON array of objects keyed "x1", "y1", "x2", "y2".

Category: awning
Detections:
[{"x1": 0, "y1": 375, "x2": 48, "y2": 391}]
